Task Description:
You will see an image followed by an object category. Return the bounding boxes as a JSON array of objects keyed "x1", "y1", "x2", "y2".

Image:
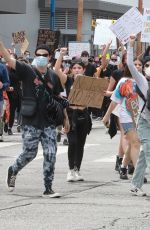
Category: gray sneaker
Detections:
[
  {"x1": 43, "y1": 188, "x2": 61, "y2": 198},
  {"x1": 7, "y1": 166, "x2": 16, "y2": 192}
]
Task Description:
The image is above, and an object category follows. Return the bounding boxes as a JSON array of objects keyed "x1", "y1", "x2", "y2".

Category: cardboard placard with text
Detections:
[
  {"x1": 109, "y1": 7, "x2": 143, "y2": 45},
  {"x1": 141, "y1": 8, "x2": 150, "y2": 43},
  {"x1": 68, "y1": 75, "x2": 109, "y2": 108},
  {"x1": 37, "y1": 29, "x2": 60, "y2": 53},
  {"x1": 20, "y1": 37, "x2": 29, "y2": 54},
  {"x1": 12, "y1": 31, "x2": 25, "y2": 44}
]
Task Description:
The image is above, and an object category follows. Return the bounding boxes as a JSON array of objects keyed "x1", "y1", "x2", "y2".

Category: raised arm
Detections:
[
  {"x1": 0, "y1": 41, "x2": 16, "y2": 70},
  {"x1": 101, "y1": 40, "x2": 112, "y2": 69},
  {"x1": 54, "y1": 48, "x2": 68, "y2": 85},
  {"x1": 127, "y1": 35, "x2": 148, "y2": 98}
]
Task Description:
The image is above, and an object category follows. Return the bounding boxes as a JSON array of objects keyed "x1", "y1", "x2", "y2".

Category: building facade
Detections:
[
  {"x1": 0, "y1": 0, "x2": 26, "y2": 14},
  {"x1": 0, "y1": 0, "x2": 149, "y2": 55}
]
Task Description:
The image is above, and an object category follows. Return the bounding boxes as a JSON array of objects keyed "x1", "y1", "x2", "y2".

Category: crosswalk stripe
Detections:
[
  {"x1": 0, "y1": 142, "x2": 21, "y2": 148},
  {"x1": 36, "y1": 143, "x2": 101, "y2": 160},
  {"x1": 94, "y1": 155, "x2": 115, "y2": 163}
]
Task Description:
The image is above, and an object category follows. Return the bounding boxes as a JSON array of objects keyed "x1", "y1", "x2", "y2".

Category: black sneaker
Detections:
[
  {"x1": 4, "y1": 123, "x2": 8, "y2": 133},
  {"x1": 7, "y1": 166, "x2": 16, "y2": 192},
  {"x1": 115, "y1": 156, "x2": 122, "y2": 172},
  {"x1": 43, "y1": 188, "x2": 61, "y2": 198},
  {"x1": 144, "y1": 177, "x2": 148, "y2": 183},
  {"x1": 57, "y1": 133, "x2": 61, "y2": 142},
  {"x1": 63, "y1": 138, "x2": 68, "y2": 145},
  {"x1": 128, "y1": 163, "x2": 134, "y2": 175},
  {"x1": 120, "y1": 167, "x2": 128, "y2": 180},
  {"x1": 17, "y1": 125, "x2": 21, "y2": 133},
  {"x1": 8, "y1": 128, "x2": 13, "y2": 135}
]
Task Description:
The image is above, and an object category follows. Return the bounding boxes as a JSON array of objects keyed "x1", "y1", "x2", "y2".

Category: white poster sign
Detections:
[
  {"x1": 68, "y1": 42, "x2": 90, "y2": 58},
  {"x1": 110, "y1": 7, "x2": 143, "y2": 45},
  {"x1": 141, "y1": 8, "x2": 150, "y2": 43},
  {"x1": 94, "y1": 19, "x2": 117, "y2": 49}
]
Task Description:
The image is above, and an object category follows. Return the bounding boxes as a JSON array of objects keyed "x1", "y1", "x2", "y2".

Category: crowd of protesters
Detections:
[{"x1": 1, "y1": 33, "x2": 150, "y2": 198}]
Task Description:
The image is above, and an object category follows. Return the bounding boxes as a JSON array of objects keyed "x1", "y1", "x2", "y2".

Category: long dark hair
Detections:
[
  {"x1": 123, "y1": 65, "x2": 132, "y2": 78},
  {"x1": 70, "y1": 58, "x2": 85, "y2": 69}
]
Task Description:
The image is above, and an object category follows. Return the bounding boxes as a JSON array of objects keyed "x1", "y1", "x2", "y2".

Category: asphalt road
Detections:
[{"x1": 0, "y1": 121, "x2": 150, "y2": 230}]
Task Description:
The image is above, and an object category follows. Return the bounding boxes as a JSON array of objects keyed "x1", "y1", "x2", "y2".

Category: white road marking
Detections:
[
  {"x1": 36, "y1": 143, "x2": 101, "y2": 160},
  {"x1": 0, "y1": 142, "x2": 21, "y2": 148},
  {"x1": 94, "y1": 155, "x2": 115, "y2": 163},
  {"x1": 0, "y1": 142, "x2": 108, "y2": 163}
]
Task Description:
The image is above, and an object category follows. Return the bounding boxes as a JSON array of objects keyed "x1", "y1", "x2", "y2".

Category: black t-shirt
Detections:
[
  {"x1": 112, "y1": 69, "x2": 124, "y2": 88},
  {"x1": 16, "y1": 61, "x2": 63, "y2": 129},
  {"x1": 84, "y1": 63, "x2": 97, "y2": 77},
  {"x1": 100, "y1": 68, "x2": 111, "y2": 78},
  {"x1": 100, "y1": 64, "x2": 118, "y2": 78},
  {"x1": 7, "y1": 68, "x2": 22, "y2": 100}
]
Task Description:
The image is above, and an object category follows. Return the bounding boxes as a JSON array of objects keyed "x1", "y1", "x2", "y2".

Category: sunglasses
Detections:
[
  {"x1": 111, "y1": 59, "x2": 117, "y2": 61},
  {"x1": 145, "y1": 64, "x2": 150, "y2": 68},
  {"x1": 36, "y1": 53, "x2": 49, "y2": 57}
]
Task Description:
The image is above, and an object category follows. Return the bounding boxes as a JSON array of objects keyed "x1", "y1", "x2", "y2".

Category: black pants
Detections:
[
  {"x1": 8, "y1": 95, "x2": 21, "y2": 128},
  {"x1": 67, "y1": 109, "x2": 89, "y2": 171}
]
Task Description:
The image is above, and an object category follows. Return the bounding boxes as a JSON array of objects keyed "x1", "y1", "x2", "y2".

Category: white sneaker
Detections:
[
  {"x1": 67, "y1": 170, "x2": 76, "y2": 182},
  {"x1": 74, "y1": 170, "x2": 84, "y2": 181},
  {"x1": 130, "y1": 187, "x2": 147, "y2": 197}
]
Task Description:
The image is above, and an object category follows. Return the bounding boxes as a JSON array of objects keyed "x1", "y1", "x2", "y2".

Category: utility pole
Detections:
[
  {"x1": 136, "y1": 0, "x2": 143, "y2": 56},
  {"x1": 50, "y1": 0, "x2": 55, "y2": 31},
  {"x1": 77, "y1": 0, "x2": 83, "y2": 41}
]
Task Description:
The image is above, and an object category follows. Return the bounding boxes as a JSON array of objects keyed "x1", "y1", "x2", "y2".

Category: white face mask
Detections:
[
  {"x1": 35, "y1": 56, "x2": 48, "y2": 67},
  {"x1": 145, "y1": 66, "x2": 150, "y2": 77},
  {"x1": 81, "y1": 57, "x2": 88, "y2": 64}
]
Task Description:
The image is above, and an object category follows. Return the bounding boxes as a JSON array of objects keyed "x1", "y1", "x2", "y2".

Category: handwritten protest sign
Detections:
[
  {"x1": 12, "y1": 31, "x2": 25, "y2": 44},
  {"x1": 94, "y1": 19, "x2": 117, "y2": 49},
  {"x1": 68, "y1": 42, "x2": 90, "y2": 58},
  {"x1": 20, "y1": 37, "x2": 29, "y2": 54},
  {"x1": 37, "y1": 29, "x2": 60, "y2": 53},
  {"x1": 68, "y1": 75, "x2": 109, "y2": 108},
  {"x1": 110, "y1": 7, "x2": 143, "y2": 45},
  {"x1": 141, "y1": 8, "x2": 150, "y2": 43}
]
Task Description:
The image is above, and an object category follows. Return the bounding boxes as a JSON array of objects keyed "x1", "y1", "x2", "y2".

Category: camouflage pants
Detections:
[{"x1": 12, "y1": 125, "x2": 57, "y2": 189}]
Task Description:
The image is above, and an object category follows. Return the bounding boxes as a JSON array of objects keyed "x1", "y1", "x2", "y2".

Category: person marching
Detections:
[
  {"x1": 102, "y1": 65, "x2": 141, "y2": 181},
  {"x1": 0, "y1": 41, "x2": 70, "y2": 198},
  {"x1": 127, "y1": 35, "x2": 150, "y2": 196},
  {"x1": 55, "y1": 48, "x2": 92, "y2": 182}
]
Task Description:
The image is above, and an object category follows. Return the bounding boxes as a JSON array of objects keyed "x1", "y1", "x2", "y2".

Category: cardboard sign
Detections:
[
  {"x1": 141, "y1": 8, "x2": 150, "y2": 43},
  {"x1": 68, "y1": 42, "x2": 90, "y2": 58},
  {"x1": 94, "y1": 19, "x2": 117, "y2": 49},
  {"x1": 20, "y1": 37, "x2": 29, "y2": 54},
  {"x1": 110, "y1": 7, "x2": 143, "y2": 45},
  {"x1": 68, "y1": 75, "x2": 109, "y2": 108},
  {"x1": 12, "y1": 31, "x2": 25, "y2": 44},
  {"x1": 37, "y1": 29, "x2": 60, "y2": 53}
]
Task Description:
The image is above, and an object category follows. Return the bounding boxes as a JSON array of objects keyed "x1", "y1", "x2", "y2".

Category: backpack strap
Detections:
[{"x1": 136, "y1": 85, "x2": 146, "y2": 113}]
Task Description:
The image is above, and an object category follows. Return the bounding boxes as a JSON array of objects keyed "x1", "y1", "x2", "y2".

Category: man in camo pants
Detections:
[{"x1": 0, "y1": 42, "x2": 69, "y2": 197}]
